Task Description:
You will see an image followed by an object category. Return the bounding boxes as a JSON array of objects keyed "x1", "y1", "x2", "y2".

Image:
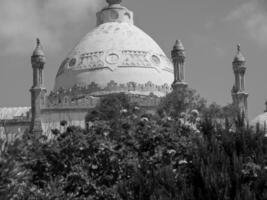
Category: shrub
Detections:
[{"x1": 1, "y1": 93, "x2": 267, "y2": 199}]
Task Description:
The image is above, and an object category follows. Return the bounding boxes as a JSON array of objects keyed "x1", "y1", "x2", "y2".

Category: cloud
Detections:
[
  {"x1": 0, "y1": 0, "x2": 103, "y2": 55},
  {"x1": 226, "y1": 0, "x2": 267, "y2": 47}
]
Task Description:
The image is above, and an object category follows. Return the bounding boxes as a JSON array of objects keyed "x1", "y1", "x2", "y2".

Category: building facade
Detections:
[
  {"x1": 0, "y1": 0, "x2": 176, "y2": 137},
  {"x1": 0, "y1": 0, "x2": 250, "y2": 137}
]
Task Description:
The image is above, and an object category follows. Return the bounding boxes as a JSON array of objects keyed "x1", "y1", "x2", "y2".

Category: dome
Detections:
[
  {"x1": 251, "y1": 102, "x2": 267, "y2": 129},
  {"x1": 251, "y1": 112, "x2": 267, "y2": 129},
  {"x1": 54, "y1": 1, "x2": 173, "y2": 96}
]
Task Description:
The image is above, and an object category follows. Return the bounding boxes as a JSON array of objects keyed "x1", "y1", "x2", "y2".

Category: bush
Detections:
[
  {"x1": 158, "y1": 87, "x2": 207, "y2": 119},
  {"x1": 86, "y1": 93, "x2": 133, "y2": 121},
  {"x1": 1, "y1": 93, "x2": 267, "y2": 199}
]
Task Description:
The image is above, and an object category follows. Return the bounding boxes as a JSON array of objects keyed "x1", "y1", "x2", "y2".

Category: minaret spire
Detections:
[
  {"x1": 231, "y1": 44, "x2": 248, "y2": 121},
  {"x1": 237, "y1": 43, "x2": 241, "y2": 52},
  {"x1": 264, "y1": 101, "x2": 267, "y2": 113},
  {"x1": 30, "y1": 38, "x2": 46, "y2": 135},
  {"x1": 171, "y1": 40, "x2": 187, "y2": 90},
  {"x1": 37, "y1": 38, "x2": 40, "y2": 45}
]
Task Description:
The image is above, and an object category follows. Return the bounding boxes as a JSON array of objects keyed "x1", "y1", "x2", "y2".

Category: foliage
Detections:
[
  {"x1": 1, "y1": 93, "x2": 267, "y2": 199},
  {"x1": 0, "y1": 137, "x2": 30, "y2": 199},
  {"x1": 158, "y1": 87, "x2": 207, "y2": 119},
  {"x1": 85, "y1": 93, "x2": 133, "y2": 121}
]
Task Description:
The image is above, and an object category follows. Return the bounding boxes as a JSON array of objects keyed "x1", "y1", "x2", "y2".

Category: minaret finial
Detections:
[
  {"x1": 36, "y1": 38, "x2": 40, "y2": 46},
  {"x1": 233, "y1": 43, "x2": 245, "y2": 62},
  {"x1": 173, "y1": 40, "x2": 185, "y2": 51},
  {"x1": 32, "y1": 38, "x2": 45, "y2": 57},
  {"x1": 106, "y1": 0, "x2": 122, "y2": 5},
  {"x1": 237, "y1": 44, "x2": 241, "y2": 52}
]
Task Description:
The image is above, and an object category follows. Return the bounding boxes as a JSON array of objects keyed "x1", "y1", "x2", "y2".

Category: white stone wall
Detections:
[{"x1": 41, "y1": 109, "x2": 88, "y2": 138}]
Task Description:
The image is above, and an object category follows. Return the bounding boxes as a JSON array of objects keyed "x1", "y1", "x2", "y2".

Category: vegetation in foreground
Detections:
[{"x1": 1, "y1": 89, "x2": 267, "y2": 200}]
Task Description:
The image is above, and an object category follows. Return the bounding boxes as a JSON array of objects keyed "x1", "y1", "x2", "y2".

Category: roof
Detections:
[{"x1": 54, "y1": 1, "x2": 173, "y2": 95}]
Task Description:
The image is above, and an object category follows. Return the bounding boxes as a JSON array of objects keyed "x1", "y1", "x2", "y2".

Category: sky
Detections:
[{"x1": 0, "y1": 0, "x2": 267, "y2": 119}]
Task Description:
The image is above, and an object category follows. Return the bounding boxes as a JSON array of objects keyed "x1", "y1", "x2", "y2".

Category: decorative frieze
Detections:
[
  {"x1": 121, "y1": 50, "x2": 152, "y2": 67},
  {"x1": 55, "y1": 50, "x2": 173, "y2": 77},
  {"x1": 78, "y1": 51, "x2": 106, "y2": 70},
  {"x1": 45, "y1": 80, "x2": 171, "y2": 108}
]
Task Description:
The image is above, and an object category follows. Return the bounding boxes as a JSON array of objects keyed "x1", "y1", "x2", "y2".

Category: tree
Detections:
[
  {"x1": 157, "y1": 87, "x2": 207, "y2": 119},
  {"x1": 85, "y1": 93, "x2": 133, "y2": 122}
]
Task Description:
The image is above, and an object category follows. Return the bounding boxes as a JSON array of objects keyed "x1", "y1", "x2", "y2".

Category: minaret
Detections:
[
  {"x1": 30, "y1": 38, "x2": 46, "y2": 135},
  {"x1": 171, "y1": 40, "x2": 187, "y2": 90},
  {"x1": 231, "y1": 44, "x2": 248, "y2": 120}
]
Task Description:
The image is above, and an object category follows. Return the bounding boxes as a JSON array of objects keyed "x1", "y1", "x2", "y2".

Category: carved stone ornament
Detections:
[
  {"x1": 105, "y1": 50, "x2": 122, "y2": 68},
  {"x1": 78, "y1": 51, "x2": 109, "y2": 71},
  {"x1": 46, "y1": 81, "x2": 171, "y2": 108},
  {"x1": 56, "y1": 50, "x2": 173, "y2": 75},
  {"x1": 69, "y1": 58, "x2": 77, "y2": 67},
  {"x1": 56, "y1": 58, "x2": 69, "y2": 77},
  {"x1": 151, "y1": 55, "x2": 161, "y2": 65},
  {"x1": 110, "y1": 10, "x2": 119, "y2": 20}
]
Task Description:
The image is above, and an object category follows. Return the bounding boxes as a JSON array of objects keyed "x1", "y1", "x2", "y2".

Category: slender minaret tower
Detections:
[
  {"x1": 171, "y1": 40, "x2": 187, "y2": 90},
  {"x1": 30, "y1": 38, "x2": 46, "y2": 135},
  {"x1": 231, "y1": 44, "x2": 248, "y2": 120}
]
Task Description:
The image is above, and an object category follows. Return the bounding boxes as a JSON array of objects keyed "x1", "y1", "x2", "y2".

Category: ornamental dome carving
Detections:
[{"x1": 54, "y1": 0, "x2": 173, "y2": 96}]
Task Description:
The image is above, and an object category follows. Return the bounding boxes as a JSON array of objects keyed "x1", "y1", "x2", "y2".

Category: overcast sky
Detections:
[{"x1": 0, "y1": 0, "x2": 267, "y2": 119}]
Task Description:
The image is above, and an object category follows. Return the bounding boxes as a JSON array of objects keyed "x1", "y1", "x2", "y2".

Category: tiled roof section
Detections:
[{"x1": 0, "y1": 107, "x2": 30, "y2": 120}]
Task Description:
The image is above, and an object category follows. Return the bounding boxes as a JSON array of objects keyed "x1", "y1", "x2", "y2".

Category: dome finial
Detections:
[{"x1": 106, "y1": 0, "x2": 122, "y2": 5}]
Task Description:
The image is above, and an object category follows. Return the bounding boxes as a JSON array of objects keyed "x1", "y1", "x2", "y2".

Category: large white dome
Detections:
[{"x1": 54, "y1": 2, "x2": 173, "y2": 96}]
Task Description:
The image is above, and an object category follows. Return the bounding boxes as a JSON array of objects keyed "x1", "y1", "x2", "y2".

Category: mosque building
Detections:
[{"x1": 0, "y1": 0, "x2": 255, "y2": 138}]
